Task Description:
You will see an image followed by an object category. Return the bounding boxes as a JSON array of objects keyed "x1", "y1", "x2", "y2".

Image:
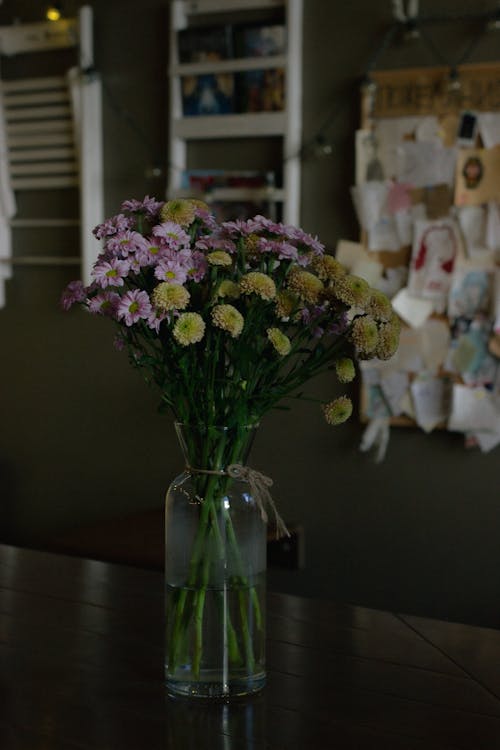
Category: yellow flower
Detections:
[
  {"x1": 244, "y1": 233, "x2": 261, "y2": 256},
  {"x1": 239, "y1": 271, "x2": 276, "y2": 301},
  {"x1": 287, "y1": 269, "x2": 323, "y2": 304},
  {"x1": 159, "y1": 199, "x2": 197, "y2": 227},
  {"x1": 323, "y1": 396, "x2": 353, "y2": 425},
  {"x1": 366, "y1": 289, "x2": 393, "y2": 322},
  {"x1": 275, "y1": 290, "x2": 297, "y2": 318},
  {"x1": 350, "y1": 315, "x2": 378, "y2": 354},
  {"x1": 152, "y1": 282, "x2": 190, "y2": 311},
  {"x1": 173, "y1": 312, "x2": 206, "y2": 346},
  {"x1": 376, "y1": 319, "x2": 401, "y2": 360},
  {"x1": 334, "y1": 274, "x2": 370, "y2": 307},
  {"x1": 335, "y1": 357, "x2": 355, "y2": 383},
  {"x1": 187, "y1": 198, "x2": 209, "y2": 212},
  {"x1": 311, "y1": 254, "x2": 346, "y2": 282},
  {"x1": 211, "y1": 304, "x2": 244, "y2": 338},
  {"x1": 267, "y1": 327, "x2": 291, "y2": 356},
  {"x1": 217, "y1": 279, "x2": 240, "y2": 299},
  {"x1": 207, "y1": 250, "x2": 232, "y2": 267}
]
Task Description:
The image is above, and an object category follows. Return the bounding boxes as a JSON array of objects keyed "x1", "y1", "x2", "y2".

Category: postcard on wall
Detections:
[
  {"x1": 407, "y1": 218, "x2": 461, "y2": 312},
  {"x1": 447, "y1": 267, "x2": 492, "y2": 320},
  {"x1": 454, "y1": 146, "x2": 500, "y2": 206}
]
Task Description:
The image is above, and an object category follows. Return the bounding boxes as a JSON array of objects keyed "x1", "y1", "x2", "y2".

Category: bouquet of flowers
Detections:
[
  {"x1": 62, "y1": 196, "x2": 400, "y2": 695},
  {"x1": 62, "y1": 196, "x2": 399, "y2": 424}
]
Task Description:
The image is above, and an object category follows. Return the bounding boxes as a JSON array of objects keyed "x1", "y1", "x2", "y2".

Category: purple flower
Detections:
[
  {"x1": 188, "y1": 250, "x2": 208, "y2": 282},
  {"x1": 120, "y1": 195, "x2": 164, "y2": 218},
  {"x1": 92, "y1": 258, "x2": 130, "y2": 288},
  {"x1": 154, "y1": 259, "x2": 188, "y2": 284},
  {"x1": 105, "y1": 230, "x2": 149, "y2": 258},
  {"x1": 134, "y1": 236, "x2": 167, "y2": 266},
  {"x1": 195, "y1": 235, "x2": 236, "y2": 254},
  {"x1": 221, "y1": 218, "x2": 260, "y2": 237},
  {"x1": 152, "y1": 221, "x2": 190, "y2": 249},
  {"x1": 147, "y1": 307, "x2": 168, "y2": 333},
  {"x1": 93, "y1": 213, "x2": 133, "y2": 240},
  {"x1": 116, "y1": 289, "x2": 152, "y2": 326},
  {"x1": 113, "y1": 332, "x2": 126, "y2": 351},
  {"x1": 87, "y1": 291, "x2": 120, "y2": 316},
  {"x1": 328, "y1": 311, "x2": 349, "y2": 335},
  {"x1": 260, "y1": 238, "x2": 298, "y2": 262},
  {"x1": 285, "y1": 225, "x2": 325, "y2": 255},
  {"x1": 60, "y1": 280, "x2": 86, "y2": 310},
  {"x1": 252, "y1": 215, "x2": 284, "y2": 234}
]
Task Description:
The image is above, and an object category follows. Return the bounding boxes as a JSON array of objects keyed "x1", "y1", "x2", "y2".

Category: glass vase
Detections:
[{"x1": 164, "y1": 423, "x2": 267, "y2": 699}]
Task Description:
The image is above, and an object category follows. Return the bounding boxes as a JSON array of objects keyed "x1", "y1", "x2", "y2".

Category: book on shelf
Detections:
[
  {"x1": 233, "y1": 24, "x2": 286, "y2": 58},
  {"x1": 180, "y1": 169, "x2": 276, "y2": 193},
  {"x1": 236, "y1": 68, "x2": 285, "y2": 113},
  {"x1": 181, "y1": 73, "x2": 235, "y2": 116},
  {"x1": 178, "y1": 24, "x2": 233, "y2": 63}
]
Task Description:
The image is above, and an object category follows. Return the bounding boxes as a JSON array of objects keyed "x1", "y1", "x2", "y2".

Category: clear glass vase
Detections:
[{"x1": 164, "y1": 423, "x2": 267, "y2": 699}]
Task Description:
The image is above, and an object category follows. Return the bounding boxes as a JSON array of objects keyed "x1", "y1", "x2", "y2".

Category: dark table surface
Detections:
[{"x1": 2, "y1": 543, "x2": 500, "y2": 749}]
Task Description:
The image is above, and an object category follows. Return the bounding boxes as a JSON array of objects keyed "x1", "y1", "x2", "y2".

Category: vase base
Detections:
[{"x1": 165, "y1": 671, "x2": 266, "y2": 699}]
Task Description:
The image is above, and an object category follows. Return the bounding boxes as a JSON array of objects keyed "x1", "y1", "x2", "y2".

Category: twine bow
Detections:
[
  {"x1": 185, "y1": 463, "x2": 289, "y2": 539},
  {"x1": 227, "y1": 464, "x2": 289, "y2": 539}
]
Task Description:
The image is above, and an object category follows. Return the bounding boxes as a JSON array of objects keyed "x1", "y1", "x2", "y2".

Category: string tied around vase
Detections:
[{"x1": 185, "y1": 462, "x2": 289, "y2": 539}]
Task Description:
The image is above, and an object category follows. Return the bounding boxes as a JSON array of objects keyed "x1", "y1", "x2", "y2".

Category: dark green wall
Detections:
[{"x1": 1, "y1": 0, "x2": 499, "y2": 628}]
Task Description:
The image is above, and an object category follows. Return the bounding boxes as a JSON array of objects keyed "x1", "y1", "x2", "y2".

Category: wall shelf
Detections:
[{"x1": 168, "y1": 0, "x2": 302, "y2": 225}]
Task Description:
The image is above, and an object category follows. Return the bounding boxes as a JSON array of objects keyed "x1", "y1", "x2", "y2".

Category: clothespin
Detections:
[{"x1": 392, "y1": 0, "x2": 420, "y2": 39}]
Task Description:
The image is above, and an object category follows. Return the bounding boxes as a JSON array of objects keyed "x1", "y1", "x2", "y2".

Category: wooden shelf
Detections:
[
  {"x1": 172, "y1": 111, "x2": 286, "y2": 139},
  {"x1": 168, "y1": 0, "x2": 302, "y2": 224},
  {"x1": 171, "y1": 54, "x2": 286, "y2": 76}
]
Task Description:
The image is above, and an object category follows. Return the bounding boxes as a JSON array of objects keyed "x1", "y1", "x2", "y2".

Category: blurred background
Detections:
[{"x1": 0, "y1": 0, "x2": 499, "y2": 629}]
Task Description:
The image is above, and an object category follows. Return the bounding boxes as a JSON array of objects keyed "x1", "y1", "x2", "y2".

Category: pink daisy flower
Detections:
[
  {"x1": 147, "y1": 307, "x2": 169, "y2": 333},
  {"x1": 187, "y1": 250, "x2": 208, "y2": 282},
  {"x1": 106, "y1": 230, "x2": 149, "y2": 258},
  {"x1": 121, "y1": 195, "x2": 164, "y2": 218},
  {"x1": 154, "y1": 259, "x2": 188, "y2": 284},
  {"x1": 116, "y1": 289, "x2": 152, "y2": 326},
  {"x1": 87, "y1": 291, "x2": 120, "y2": 316},
  {"x1": 60, "y1": 280, "x2": 86, "y2": 310},
  {"x1": 92, "y1": 258, "x2": 130, "y2": 288},
  {"x1": 152, "y1": 221, "x2": 190, "y2": 249},
  {"x1": 93, "y1": 213, "x2": 133, "y2": 240},
  {"x1": 135, "y1": 236, "x2": 168, "y2": 266}
]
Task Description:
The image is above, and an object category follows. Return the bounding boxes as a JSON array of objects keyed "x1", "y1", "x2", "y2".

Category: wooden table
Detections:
[{"x1": 2, "y1": 544, "x2": 500, "y2": 749}]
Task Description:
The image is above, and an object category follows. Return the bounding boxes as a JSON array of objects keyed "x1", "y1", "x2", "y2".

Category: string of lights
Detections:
[{"x1": 98, "y1": 4, "x2": 500, "y2": 187}]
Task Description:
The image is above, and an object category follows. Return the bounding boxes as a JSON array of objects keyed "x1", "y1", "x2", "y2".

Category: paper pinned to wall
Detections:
[
  {"x1": 420, "y1": 318, "x2": 451, "y2": 373},
  {"x1": 448, "y1": 383, "x2": 500, "y2": 433},
  {"x1": 472, "y1": 428, "x2": 500, "y2": 453},
  {"x1": 390, "y1": 324, "x2": 424, "y2": 372},
  {"x1": 335, "y1": 238, "x2": 384, "y2": 284},
  {"x1": 486, "y1": 201, "x2": 500, "y2": 251},
  {"x1": 477, "y1": 113, "x2": 500, "y2": 149},
  {"x1": 410, "y1": 373, "x2": 450, "y2": 432},
  {"x1": 395, "y1": 141, "x2": 457, "y2": 189},
  {"x1": 380, "y1": 370, "x2": 409, "y2": 416},
  {"x1": 456, "y1": 205, "x2": 486, "y2": 254},
  {"x1": 335, "y1": 239, "x2": 365, "y2": 270},
  {"x1": 391, "y1": 287, "x2": 434, "y2": 328}
]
